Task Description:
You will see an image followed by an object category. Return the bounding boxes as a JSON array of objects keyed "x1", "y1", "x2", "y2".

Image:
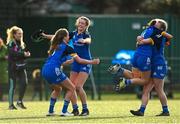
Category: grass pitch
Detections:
[{"x1": 0, "y1": 100, "x2": 180, "y2": 124}]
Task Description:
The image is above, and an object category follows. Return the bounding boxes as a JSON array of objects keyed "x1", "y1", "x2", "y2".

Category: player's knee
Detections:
[
  {"x1": 72, "y1": 85, "x2": 76, "y2": 91},
  {"x1": 155, "y1": 86, "x2": 164, "y2": 95},
  {"x1": 76, "y1": 85, "x2": 82, "y2": 92},
  {"x1": 142, "y1": 89, "x2": 150, "y2": 96},
  {"x1": 143, "y1": 78, "x2": 150, "y2": 85},
  {"x1": 52, "y1": 89, "x2": 60, "y2": 96},
  {"x1": 56, "y1": 87, "x2": 62, "y2": 93},
  {"x1": 128, "y1": 73, "x2": 134, "y2": 79}
]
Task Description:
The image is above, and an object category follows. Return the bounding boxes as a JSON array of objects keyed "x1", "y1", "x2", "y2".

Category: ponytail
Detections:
[{"x1": 48, "y1": 28, "x2": 68, "y2": 55}]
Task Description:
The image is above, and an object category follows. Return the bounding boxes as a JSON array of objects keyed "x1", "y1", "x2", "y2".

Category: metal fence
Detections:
[
  {"x1": 13, "y1": 57, "x2": 180, "y2": 89},
  {"x1": 26, "y1": 57, "x2": 180, "y2": 97},
  {"x1": 0, "y1": 57, "x2": 179, "y2": 101}
]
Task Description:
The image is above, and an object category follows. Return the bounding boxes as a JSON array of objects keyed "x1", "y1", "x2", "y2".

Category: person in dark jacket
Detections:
[{"x1": 6, "y1": 26, "x2": 31, "y2": 110}]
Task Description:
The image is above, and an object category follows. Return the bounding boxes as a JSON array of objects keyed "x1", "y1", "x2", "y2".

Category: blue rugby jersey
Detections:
[
  {"x1": 151, "y1": 33, "x2": 168, "y2": 65},
  {"x1": 44, "y1": 42, "x2": 77, "y2": 67},
  {"x1": 69, "y1": 31, "x2": 92, "y2": 60},
  {"x1": 136, "y1": 26, "x2": 154, "y2": 56}
]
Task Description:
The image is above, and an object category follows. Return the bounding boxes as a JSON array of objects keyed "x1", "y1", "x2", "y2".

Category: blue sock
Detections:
[
  {"x1": 62, "y1": 100, "x2": 70, "y2": 113},
  {"x1": 125, "y1": 79, "x2": 132, "y2": 86},
  {"x1": 48, "y1": 97, "x2": 56, "y2": 113},
  {"x1": 73, "y1": 104, "x2": 78, "y2": 110},
  {"x1": 82, "y1": 104, "x2": 88, "y2": 110},
  {"x1": 162, "y1": 106, "x2": 169, "y2": 113},
  {"x1": 139, "y1": 105, "x2": 146, "y2": 113}
]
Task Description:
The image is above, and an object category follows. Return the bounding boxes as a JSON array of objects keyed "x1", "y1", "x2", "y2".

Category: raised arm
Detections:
[
  {"x1": 161, "y1": 31, "x2": 173, "y2": 39},
  {"x1": 74, "y1": 55, "x2": 100, "y2": 65},
  {"x1": 41, "y1": 33, "x2": 54, "y2": 40},
  {"x1": 65, "y1": 45, "x2": 100, "y2": 65}
]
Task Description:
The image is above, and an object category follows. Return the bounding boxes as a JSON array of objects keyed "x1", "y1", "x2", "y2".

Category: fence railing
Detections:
[
  {"x1": 25, "y1": 57, "x2": 180, "y2": 87},
  {"x1": 0, "y1": 57, "x2": 179, "y2": 101}
]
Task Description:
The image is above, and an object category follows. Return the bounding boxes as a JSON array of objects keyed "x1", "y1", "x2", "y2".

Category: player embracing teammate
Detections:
[
  {"x1": 108, "y1": 18, "x2": 173, "y2": 116},
  {"x1": 41, "y1": 16, "x2": 100, "y2": 116}
]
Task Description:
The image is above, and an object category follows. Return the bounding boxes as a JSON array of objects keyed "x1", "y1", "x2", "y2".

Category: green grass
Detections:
[{"x1": 0, "y1": 100, "x2": 180, "y2": 123}]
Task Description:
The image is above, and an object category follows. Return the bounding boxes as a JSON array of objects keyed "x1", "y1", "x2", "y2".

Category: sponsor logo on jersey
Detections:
[
  {"x1": 147, "y1": 57, "x2": 151, "y2": 65},
  {"x1": 55, "y1": 67, "x2": 61, "y2": 76},
  {"x1": 156, "y1": 34, "x2": 162, "y2": 38},
  {"x1": 157, "y1": 66, "x2": 163, "y2": 70}
]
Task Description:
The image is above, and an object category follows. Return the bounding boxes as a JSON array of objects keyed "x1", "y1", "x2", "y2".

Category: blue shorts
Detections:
[
  {"x1": 131, "y1": 53, "x2": 151, "y2": 71},
  {"x1": 72, "y1": 61, "x2": 92, "y2": 74},
  {"x1": 151, "y1": 64, "x2": 167, "y2": 79},
  {"x1": 42, "y1": 64, "x2": 67, "y2": 84}
]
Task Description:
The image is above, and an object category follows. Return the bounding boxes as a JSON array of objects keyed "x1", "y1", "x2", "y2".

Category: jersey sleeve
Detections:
[
  {"x1": 150, "y1": 28, "x2": 164, "y2": 45},
  {"x1": 65, "y1": 45, "x2": 77, "y2": 57},
  {"x1": 83, "y1": 32, "x2": 91, "y2": 39},
  {"x1": 140, "y1": 28, "x2": 154, "y2": 45},
  {"x1": 142, "y1": 27, "x2": 154, "y2": 39}
]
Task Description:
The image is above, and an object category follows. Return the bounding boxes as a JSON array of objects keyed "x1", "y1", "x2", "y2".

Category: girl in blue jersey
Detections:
[
  {"x1": 110, "y1": 21, "x2": 156, "y2": 89},
  {"x1": 130, "y1": 19, "x2": 172, "y2": 116},
  {"x1": 68, "y1": 16, "x2": 93, "y2": 116},
  {"x1": 42, "y1": 28, "x2": 100, "y2": 116}
]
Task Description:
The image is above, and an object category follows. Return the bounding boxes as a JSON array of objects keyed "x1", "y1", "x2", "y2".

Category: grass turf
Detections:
[{"x1": 0, "y1": 100, "x2": 180, "y2": 123}]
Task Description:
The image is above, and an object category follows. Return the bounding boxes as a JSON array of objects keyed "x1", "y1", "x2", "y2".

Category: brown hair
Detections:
[{"x1": 48, "y1": 28, "x2": 68, "y2": 55}]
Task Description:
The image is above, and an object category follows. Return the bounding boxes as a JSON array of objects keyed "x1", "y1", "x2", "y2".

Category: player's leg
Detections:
[
  {"x1": 60, "y1": 79, "x2": 77, "y2": 116},
  {"x1": 109, "y1": 66, "x2": 137, "y2": 92},
  {"x1": 108, "y1": 64, "x2": 134, "y2": 79},
  {"x1": 8, "y1": 71, "x2": 17, "y2": 110},
  {"x1": 119, "y1": 54, "x2": 151, "y2": 89},
  {"x1": 131, "y1": 71, "x2": 151, "y2": 85},
  {"x1": 60, "y1": 78, "x2": 77, "y2": 116},
  {"x1": 70, "y1": 71, "x2": 79, "y2": 116},
  {"x1": 151, "y1": 64, "x2": 170, "y2": 116},
  {"x1": 73, "y1": 72, "x2": 90, "y2": 116},
  {"x1": 132, "y1": 68, "x2": 141, "y2": 79},
  {"x1": 17, "y1": 70, "x2": 28, "y2": 109},
  {"x1": 153, "y1": 78, "x2": 170, "y2": 116},
  {"x1": 46, "y1": 85, "x2": 62, "y2": 116},
  {"x1": 42, "y1": 66, "x2": 76, "y2": 116},
  {"x1": 119, "y1": 70, "x2": 151, "y2": 89},
  {"x1": 130, "y1": 79, "x2": 154, "y2": 116}
]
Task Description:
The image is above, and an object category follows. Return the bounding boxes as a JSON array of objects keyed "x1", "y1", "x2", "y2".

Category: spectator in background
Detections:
[
  {"x1": 47, "y1": 0, "x2": 72, "y2": 14},
  {"x1": 70, "y1": 0, "x2": 90, "y2": 13},
  {"x1": 0, "y1": 37, "x2": 8, "y2": 101},
  {"x1": 32, "y1": 69, "x2": 43, "y2": 101},
  {"x1": 6, "y1": 26, "x2": 31, "y2": 110},
  {"x1": 103, "y1": 0, "x2": 119, "y2": 14}
]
